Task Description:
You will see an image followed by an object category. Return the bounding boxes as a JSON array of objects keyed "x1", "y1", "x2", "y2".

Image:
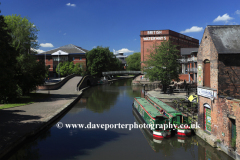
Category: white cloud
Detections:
[
  {"x1": 31, "y1": 48, "x2": 45, "y2": 53},
  {"x1": 92, "y1": 46, "x2": 96, "y2": 48},
  {"x1": 213, "y1": 13, "x2": 233, "y2": 22},
  {"x1": 40, "y1": 43, "x2": 54, "y2": 47},
  {"x1": 116, "y1": 48, "x2": 134, "y2": 53},
  {"x1": 235, "y1": 10, "x2": 240, "y2": 15},
  {"x1": 180, "y1": 26, "x2": 203, "y2": 33},
  {"x1": 66, "y1": 3, "x2": 76, "y2": 7},
  {"x1": 63, "y1": 33, "x2": 66, "y2": 35}
]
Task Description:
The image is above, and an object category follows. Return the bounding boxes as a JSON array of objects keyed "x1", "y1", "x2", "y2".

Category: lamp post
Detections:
[
  {"x1": 58, "y1": 52, "x2": 61, "y2": 81},
  {"x1": 143, "y1": 84, "x2": 145, "y2": 97}
]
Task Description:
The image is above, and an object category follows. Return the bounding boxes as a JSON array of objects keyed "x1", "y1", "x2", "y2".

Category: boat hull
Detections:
[
  {"x1": 133, "y1": 98, "x2": 170, "y2": 139},
  {"x1": 177, "y1": 129, "x2": 192, "y2": 136}
]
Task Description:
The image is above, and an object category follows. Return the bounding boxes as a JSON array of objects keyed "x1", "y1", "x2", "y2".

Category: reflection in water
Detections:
[
  {"x1": 84, "y1": 85, "x2": 122, "y2": 113},
  {"x1": 133, "y1": 106, "x2": 197, "y2": 158},
  {"x1": 6, "y1": 79, "x2": 234, "y2": 160},
  {"x1": 132, "y1": 100, "x2": 234, "y2": 160},
  {"x1": 68, "y1": 98, "x2": 87, "y2": 114}
]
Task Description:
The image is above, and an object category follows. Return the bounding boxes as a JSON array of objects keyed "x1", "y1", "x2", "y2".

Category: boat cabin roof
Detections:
[
  {"x1": 147, "y1": 96, "x2": 181, "y2": 115},
  {"x1": 135, "y1": 97, "x2": 165, "y2": 118}
]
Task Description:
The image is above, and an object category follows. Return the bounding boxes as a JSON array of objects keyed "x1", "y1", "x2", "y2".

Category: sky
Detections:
[{"x1": 1, "y1": 0, "x2": 240, "y2": 55}]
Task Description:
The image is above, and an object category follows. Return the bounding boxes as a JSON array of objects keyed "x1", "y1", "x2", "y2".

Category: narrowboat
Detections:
[
  {"x1": 145, "y1": 96, "x2": 192, "y2": 136},
  {"x1": 133, "y1": 97, "x2": 171, "y2": 139},
  {"x1": 132, "y1": 111, "x2": 161, "y2": 152}
]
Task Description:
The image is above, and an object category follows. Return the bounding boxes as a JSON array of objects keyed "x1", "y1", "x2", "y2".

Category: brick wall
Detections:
[
  {"x1": 218, "y1": 54, "x2": 240, "y2": 99},
  {"x1": 198, "y1": 96, "x2": 212, "y2": 130},
  {"x1": 214, "y1": 98, "x2": 240, "y2": 152},
  {"x1": 198, "y1": 96, "x2": 240, "y2": 151},
  {"x1": 197, "y1": 26, "x2": 240, "y2": 156},
  {"x1": 197, "y1": 27, "x2": 218, "y2": 89},
  {"x1": 140, "y1": 30, "x2": 199, "y2": 69}
]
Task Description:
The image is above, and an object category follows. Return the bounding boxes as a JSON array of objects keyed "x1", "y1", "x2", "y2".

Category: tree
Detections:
[
  {"x1": 144, "y1": 41, "x2": 180, "y2": 93},
  {"x1": 4, "y1": 14, "x2": 39, "y2": 54},
  {"x1": 86, "y1": 46, "x2": 121, "y2": 76},
  {"x1": 109, "y1": 57, "x2": 123, "y2": 71},
  {"x1": 72, "y1": 63, "x2": 84, "y2": 75},
  {"x1": 0, "y1": 15, "x2": 20, "y2": 102},
  {"x1": 126, "y1": 52, "x2": 141, "y2": 71},
  {"x1": 3, "y1": 14, "x2": 47, "y2": 97},
  {"x1": 56, "y1": 62, "x2": 85, "y2": 76},
  {"x1": 15, "y1": 54, "x2": 47, "y2": 94}
]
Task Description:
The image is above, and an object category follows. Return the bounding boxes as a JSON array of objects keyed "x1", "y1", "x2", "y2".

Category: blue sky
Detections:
[{"x1": 1, "y1": 0, "x2": 240, "y2": 55}]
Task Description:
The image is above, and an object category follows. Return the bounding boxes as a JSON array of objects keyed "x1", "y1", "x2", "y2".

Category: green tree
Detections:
[
  {"x1": 86, "y1": 46, "x2": 121, "y2": 76},
  {"x1": 126, "y1": 52, "x2": 141, "y2": 71},
  {"x1": 3, "y1": 14, "x2": 47, "y2": 96},
  {"x1": 109, "y1": 57, "x2": 123, "y2": 71},
  {"x1": 56, "y1": 62, "x2": 84, "y2": 76},
  {"x1": 144, "y1": 41, "x2": 180, "y2": 93},
  {"x1": 0, "y1": 15, "x2": 20, "y2": 102},
  {"x1": 4, "y1": 14, "x2": 39, "y2": 54},
  {"x1": 15, "y1": 54, "x2": 46, "y2": 94},
  {"x1": 56, "y1": 62, "x2": 69, "y2": 77},
  {"x1": 72, "y1": 63, "x2": 84, "y2": 75}
]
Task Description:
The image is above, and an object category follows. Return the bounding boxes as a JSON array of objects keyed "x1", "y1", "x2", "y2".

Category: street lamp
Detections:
[{"x1": 58, "y1": 52, "x2": 61, "y2": 81}]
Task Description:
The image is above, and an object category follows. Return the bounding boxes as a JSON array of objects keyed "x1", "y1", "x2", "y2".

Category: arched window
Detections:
[{"x1": 203, "y1": 59, "x2": 210, "y2": 87}]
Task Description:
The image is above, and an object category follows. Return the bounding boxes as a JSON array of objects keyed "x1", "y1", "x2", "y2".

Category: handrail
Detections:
[
  {"x1": 76, "y1": 75, "x2": 90, "y2": 91},
  {"x1": 102, "y1": 71, "x2": 143, "y2": 76}
]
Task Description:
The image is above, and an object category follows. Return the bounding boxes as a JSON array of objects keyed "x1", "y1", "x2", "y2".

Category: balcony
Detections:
[
  {"x1": 178, "y1": 59, "x2": 188, "y2": 63},
  {"x1": 188, "y1": 68, "x2": 197, "y2": 73},
  {"x1": 187, "y1": 57, "x2": 197, "y2": 62}
]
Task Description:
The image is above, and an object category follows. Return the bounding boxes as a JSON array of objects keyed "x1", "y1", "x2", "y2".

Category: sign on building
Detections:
[{"x1": 198, "y1": 64, "x2": 202, "y2": 85}]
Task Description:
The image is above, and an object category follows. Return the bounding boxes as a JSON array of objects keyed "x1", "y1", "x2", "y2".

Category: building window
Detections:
[
  {"x1": 48, "y1": 65, "x2": 50, "y2": 68},
  {"x1": 48, "y1": 58, "x2": 50, "y2": 61},
  {"x1": 203, "y1": 59, "x2": 210, "y2": 87},
  {"x1": 80, "y1": 57, "x2": 82, "y2": 60},
  {"x1": 73, "y1": 57, "x2": 75, "y2": 61},
  {"x1": 185, "y1": 64, "x2": 188, "y2": 74}
]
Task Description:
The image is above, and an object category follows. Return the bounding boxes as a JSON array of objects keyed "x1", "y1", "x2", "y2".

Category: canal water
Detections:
[{"x1": 7, "y1": 79, "x2": 233, "y2": 160}]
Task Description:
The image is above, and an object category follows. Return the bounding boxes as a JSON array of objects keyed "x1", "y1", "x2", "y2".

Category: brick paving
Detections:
[
  {"x1": 0, "y1": 76, "x2": 82, "y2": 158},
  {"x1": 147, "y1": 90, "x2": 187, "y2": 101}
]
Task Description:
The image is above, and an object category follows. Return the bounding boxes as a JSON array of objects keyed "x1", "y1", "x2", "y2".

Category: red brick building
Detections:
[
  {"x1": 140, "y1": 30, "x2": 199, "y2": 69},
  {"x1": 197, "y1": 25, "x2": 240, "y2": 159},
  {"x1": 36, "y1": 44, "x2": 88, "y2": 77}
]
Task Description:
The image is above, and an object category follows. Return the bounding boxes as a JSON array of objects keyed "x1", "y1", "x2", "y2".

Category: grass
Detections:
[{"x1": 0, "y1": 93, "x2": 50, "y2": 110}]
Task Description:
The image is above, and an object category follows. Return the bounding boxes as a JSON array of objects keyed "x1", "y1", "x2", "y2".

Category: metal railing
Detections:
[
  {"x1": 187, "y1": 57, "x2": 197, "y2": 62},
  {"x1": 178, "y1": 59, "x2": 188, "y2": 63},
  {"x1": 187, "y1": 68, "x2": 197, "y2": 73},
  {"x1": 102, "y1": 71, "x2": 143, "y2": 76}
]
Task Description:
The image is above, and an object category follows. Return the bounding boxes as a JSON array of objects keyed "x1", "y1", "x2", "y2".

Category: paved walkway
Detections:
[
  {"x1": 147, "y1": 89, "x2": 187, "y2": 102},
  {"x1": 0, "y1": 76, "x2": 82, "y2": 158}
]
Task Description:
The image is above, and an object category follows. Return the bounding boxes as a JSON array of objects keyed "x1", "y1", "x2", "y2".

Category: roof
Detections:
[
  {"x1": 180, "y1": 48, "x2": 198, "y2": 55},
  {"x1": 207, "y1": 25, "x2": 240, "y2": 54},
  {"x1": 147, "y1": 96, "x2": 182, "y2": 117},
  {"x1": 37, "y1": 44, "x2": 88, "y2": 55},
  {"x1": 135, "y1": 98, "x2": 164, "y2": 118}
]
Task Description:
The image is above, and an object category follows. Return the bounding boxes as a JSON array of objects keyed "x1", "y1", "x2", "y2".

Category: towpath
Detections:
[
  {"x1": 147, "y1": 90, "x2": 187, "y2": 102},
  {"x1": 0, "y1": 76, "x2": 82, "y2": 158}
]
